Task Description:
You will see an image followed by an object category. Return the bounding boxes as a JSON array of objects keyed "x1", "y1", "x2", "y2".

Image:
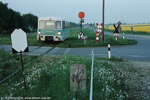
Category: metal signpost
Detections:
[
  {"x1": 78, "y1": 12, "x2": 85, "y2": 33},
  {"x1": 131, "y1": 26, "x2": 133, "y2": 34},
  {"x1": 11, "y1": 29, "x2": 29, "y2": 91}
]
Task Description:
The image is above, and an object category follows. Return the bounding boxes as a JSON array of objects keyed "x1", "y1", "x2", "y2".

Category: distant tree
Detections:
[
  {"x1": 23, "y1": 13, "x2": 38, "y2": 32},
  {"x1": 0, "y1": 1, "x2": 8, "y2": 33},
  {"x1": 0, "y1": 1, "x2": 38, "y2": 34},
  {"x1": 70, "y1": 22, "x2": 80, "y2": 28}
]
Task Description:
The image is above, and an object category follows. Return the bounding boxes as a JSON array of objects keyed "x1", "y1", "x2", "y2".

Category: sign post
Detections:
[
  {"x1": 131, "y1": 26, "x2": 133, "y2": 34},
  {"x1": 11, "y1": 29, "x2": 29, "y2": 91},
  {"x1": 78, "y1": 12, "x2": 85, "y2": 33}
]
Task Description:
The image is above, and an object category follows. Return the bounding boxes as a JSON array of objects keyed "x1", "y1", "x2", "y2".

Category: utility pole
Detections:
[{"x1": 102, "y1": 0, "x2": 105, "y2": 42}]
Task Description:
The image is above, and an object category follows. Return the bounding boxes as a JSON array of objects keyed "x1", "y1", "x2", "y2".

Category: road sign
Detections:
[
  {"x1": 78, "y1": 12, "x2": 85, "y2": 18},
  {"x1": 96, "y1": 23, "x2": 103, "y2": 42},
  {"x1": 78, "y1": 32, "x2": 83, "y2": 39},
  {"x1": 97, "y1": 25, "x2": 102, "y2": 32},
  {"x1": 113, "y1": 24, "x2": 120, "y2": 33},
  {"x1": 11, "y1": 28, "x2": 28, "y2": 91},
  {"x1": 96, "y1": 23, "x2": 103, "y2": 35},
  {"x1": 113, "y1": 22, "x2": 121, "y2": 34},
  {"x1": 118, "y1": 21, "x2": 122, "y2": 25},
  {"x1": 11, "y1": 29, "x2": 28, "y2": 53}
]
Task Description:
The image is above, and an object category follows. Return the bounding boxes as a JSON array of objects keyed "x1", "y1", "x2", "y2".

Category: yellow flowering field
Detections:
[{"x1": 106, "y1": 24, "x2": 150, "y2": 33}]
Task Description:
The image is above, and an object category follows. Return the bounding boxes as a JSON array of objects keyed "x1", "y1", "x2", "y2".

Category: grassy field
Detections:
[
  {"x1": 0, "y1": 49, "x2": 37, "y2": 81},
  {"x1": 106, "y1": 24, "x2": 150, "y2": 35},
  {"x1": 0, "y1": 28, "x2": 137, "y2": 48},
  {"x1": 0, "y1": 49, "x2": 129, "y2": 100}
]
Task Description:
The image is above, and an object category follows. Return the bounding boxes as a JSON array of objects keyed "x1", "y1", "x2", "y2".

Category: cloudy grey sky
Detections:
[{"x1": 1, "y1": 0, "x2": 150, "y2": 24}]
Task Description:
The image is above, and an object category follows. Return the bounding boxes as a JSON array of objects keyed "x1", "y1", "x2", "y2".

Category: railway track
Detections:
[{"x1": 0, "y1": 45, "x2": 56, "y2": 84}]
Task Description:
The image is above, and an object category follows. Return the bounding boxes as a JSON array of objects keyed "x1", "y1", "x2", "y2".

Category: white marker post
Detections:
[
  {"x1": 89, "y1": 50, "x2": 94, "y2": 100},
  {"x1": 123, "y1": 33, "x2": 125, "y2": 39},
  {"x1": 108, "y1": 44, "x2": 111, "y2": 59}
]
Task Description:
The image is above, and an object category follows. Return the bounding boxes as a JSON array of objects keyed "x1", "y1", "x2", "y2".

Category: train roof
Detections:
[{"x1": 38, "y1": 17, "x2": 63, "y2": 21}]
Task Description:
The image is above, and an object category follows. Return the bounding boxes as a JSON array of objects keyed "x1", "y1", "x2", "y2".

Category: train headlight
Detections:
[
  {"x1": 58, "y1": 31, "x2": 61, "y2": 35},
  {"x1": 38, "y1": 32, "x2": 41, "y2": 35}
]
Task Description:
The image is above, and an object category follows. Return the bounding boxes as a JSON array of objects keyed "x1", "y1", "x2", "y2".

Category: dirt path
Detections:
[{"x1": 124, "y1": 61, "x2": 150, "y2": 100}]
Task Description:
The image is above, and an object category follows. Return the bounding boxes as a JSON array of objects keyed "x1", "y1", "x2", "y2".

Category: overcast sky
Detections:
[{"x1": 1, "y1": 0, "x2": 150, "y2": 24}]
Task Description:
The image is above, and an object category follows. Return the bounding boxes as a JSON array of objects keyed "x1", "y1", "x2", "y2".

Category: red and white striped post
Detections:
[
  {"x1": 96, "y1": 23, "x2": 103, "y2": 42},
  {"x1": 96, "y1": 30, "x2": 99, "y2": 42},
  {"x1": 115, "y1": 33, "x2": 117, "y2": 42}
]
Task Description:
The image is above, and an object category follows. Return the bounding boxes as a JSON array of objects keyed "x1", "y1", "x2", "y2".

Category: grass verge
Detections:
[
  {"x1": 0, "y1": 49, "x2": 38, "y2": 81},
  {"x1": 0, "y1": 50, "x2": 129, "y2": 100},
  {"x1": 0, "y1": 28, "x2": 137, "y2": 48}
]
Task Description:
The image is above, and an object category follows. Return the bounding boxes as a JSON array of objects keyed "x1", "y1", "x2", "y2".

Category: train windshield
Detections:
[
  {"x1": 45, "y1": 20, "x2": 55, "y2": 29},
  {"x1": 39, "y1": 20, "x2": 61, "y2": 29}
]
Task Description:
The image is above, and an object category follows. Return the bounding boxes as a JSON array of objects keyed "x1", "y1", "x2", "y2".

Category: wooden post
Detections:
[{"x1": 20, "y1": 51, "x2": 26, "y2": 91}]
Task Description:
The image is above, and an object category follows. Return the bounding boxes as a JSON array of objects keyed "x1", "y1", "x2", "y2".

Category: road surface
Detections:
[{"x1": 0, "y1": 32, "x2": 150, "y2": 61}]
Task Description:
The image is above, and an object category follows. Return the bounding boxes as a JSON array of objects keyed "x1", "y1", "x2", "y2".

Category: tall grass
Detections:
[{"x1": 0, "y1": 54, "x2": 129, "y2": 100}]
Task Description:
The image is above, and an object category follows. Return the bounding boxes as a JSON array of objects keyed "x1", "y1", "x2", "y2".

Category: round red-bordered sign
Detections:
[{"x1": 78, "y1": 12, "x2": 85, "y2": 18}]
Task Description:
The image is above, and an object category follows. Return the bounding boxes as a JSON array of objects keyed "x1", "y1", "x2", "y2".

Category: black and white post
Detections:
[
  {"x1": 123, "y1": 33, "x2": 125, "y2": 39},
  {"x1": 108, "y1": 44, "x2": 111, "y2": 59}
]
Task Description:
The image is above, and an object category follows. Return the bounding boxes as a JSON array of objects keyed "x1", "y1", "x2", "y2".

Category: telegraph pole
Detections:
[{"x1": 102, "y1": 0, "x2": 105, "y2": 42}]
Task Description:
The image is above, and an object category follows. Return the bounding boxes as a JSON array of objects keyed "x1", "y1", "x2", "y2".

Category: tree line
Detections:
[
  {"x1": 0, "y1": 1, "x2": 81, "y2": 35},
  {"x1": 0, "y1": 1, "x2": 38, "y2": 34}
]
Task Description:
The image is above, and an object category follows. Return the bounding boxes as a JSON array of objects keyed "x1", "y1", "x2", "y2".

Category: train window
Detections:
[
  {"x1": 39, "y1": 20, "x2": 45, "y2": 29},
  {"x1": 46, "y1": 20, "x2": 55, "y2": 29},
  {"x1": 55, "y1": 21, "x2": 61, "y2": 29}
]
